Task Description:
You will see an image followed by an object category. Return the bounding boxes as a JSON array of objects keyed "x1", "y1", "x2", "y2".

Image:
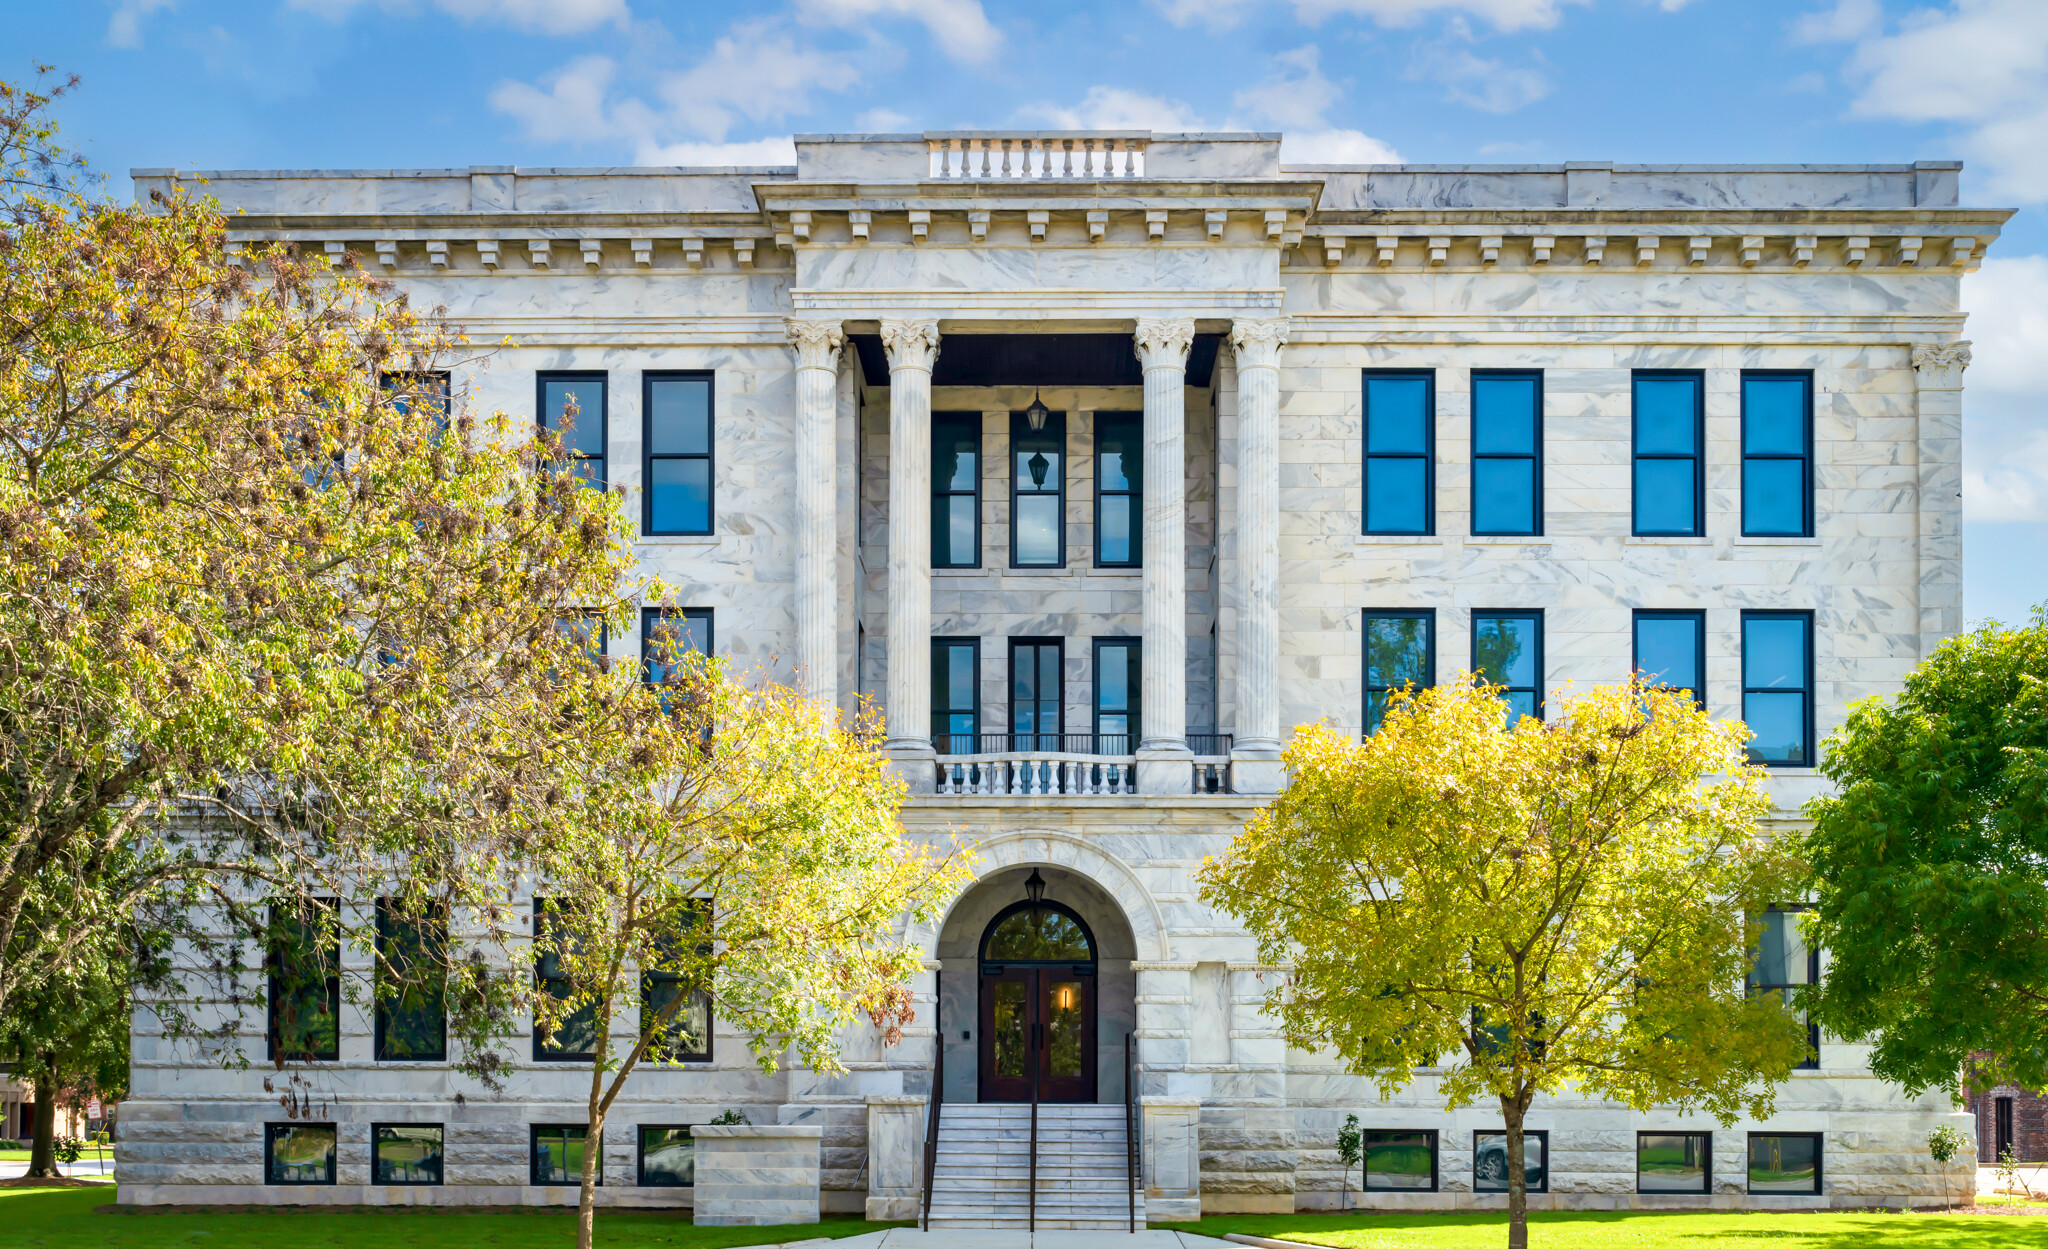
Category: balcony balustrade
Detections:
[
  {"x1": 930, "y1": 733, "x2": 1234, "y2": 796},
  {"x1": 926, "y1": 133, "x2": 1148, "y2": 180}
]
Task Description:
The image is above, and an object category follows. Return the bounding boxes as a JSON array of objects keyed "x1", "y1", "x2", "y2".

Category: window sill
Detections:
[
  {"x1": 1354, "y1": 534, "x2": 1442, "y2": 546},
  {"x1": 1087, "y1": 565, "x2": 1141, "y2": 577},
  {"x1": 1733, "y1": 536, "x2": 1823, "y2": 547},
  {"x1": 1627, "y1": 536, "x2": 1712, "y2": 546},
  {"x1": 1005, "y1": 565, "x2": 1074, "y2": 577},
  {"x1": 933, "y1": 566, "x2": 989, "y2": 578},
  {"x1": 639, "y1": 536, "x2": 720, "y2": 550}
]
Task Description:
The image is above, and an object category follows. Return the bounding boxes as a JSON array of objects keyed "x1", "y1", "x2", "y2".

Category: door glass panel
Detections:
[
  {"x1": 992, "y1": 980, "x2": 1027, "y2": 1079},
  {"x1": 1046, "y1": 979, "x2": 1084, "y2": 1078},
  {"x1": 985, "y1": 908, "x2": 1094, "y2": 961}
]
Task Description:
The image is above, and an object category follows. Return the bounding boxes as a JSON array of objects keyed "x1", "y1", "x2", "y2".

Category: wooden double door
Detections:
[{"x1": 978, "y1": 965, "x2": 1096, "y2": 1103}]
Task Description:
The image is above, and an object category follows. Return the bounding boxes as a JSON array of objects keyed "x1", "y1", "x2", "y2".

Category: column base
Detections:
[
  {"x1": 885, "y1": 741, "x2": 937, "y2": 795},
  {"x1": 1229, "y1": 748, "x2": 1285, "y2": 795},
  {"x1": 1135, "y1": 745, "x2": 1193, "y2": 797}
]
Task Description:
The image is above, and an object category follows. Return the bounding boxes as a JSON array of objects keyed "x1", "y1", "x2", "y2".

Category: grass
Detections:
[
  {"x1": 0, "y1": 1186, "x2": 907, "y2": 1247},
  {"x1": 1158, "y1": 1209, "x2": 2048, "y2": 1248}
]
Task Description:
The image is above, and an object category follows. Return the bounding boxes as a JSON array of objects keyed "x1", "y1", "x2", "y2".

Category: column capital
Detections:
[
  {"x1": 1133, "y1": 317, "x2": 1196, "y2": 371},
  {"x1": 1228, "y1": 317, "x2": 1290, "y2": 371},
  {"x1": 879, "y1": 318, "x2": 941, "y2": 372},
  {"x1": 1911, "y1": 340, "x2": 1972, "y2": 389},
  {"x1": 784, "y1": 317, "x2": 845, "y2": 371}
]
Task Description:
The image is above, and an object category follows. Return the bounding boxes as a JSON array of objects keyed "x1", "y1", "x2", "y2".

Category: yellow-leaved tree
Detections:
[{"x1": 1199, "y1": 678, "x2": 1809, "y2": 1249}]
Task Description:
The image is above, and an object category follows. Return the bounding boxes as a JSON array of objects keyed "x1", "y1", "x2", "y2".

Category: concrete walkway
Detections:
[
  {"x1": 0, "y1": 1155, "x2": 115, "y2": 1182},
  {"x1": 820, "y1": 1231, "x2": 1233, "y2": 1249}
]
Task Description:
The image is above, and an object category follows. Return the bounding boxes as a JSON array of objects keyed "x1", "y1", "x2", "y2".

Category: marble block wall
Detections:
[{"x1": 692, "y1": 1126, "x2": 823, "y2": 1226}]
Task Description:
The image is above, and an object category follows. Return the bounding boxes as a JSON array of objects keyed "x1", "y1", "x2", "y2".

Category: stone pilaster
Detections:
[
  {"x1": 862, "y1": 1095, "x2": 926, "y2": 1221},
  {"x1": 1227, "y1": 318, "x2": 1288, "y2": 794},
  {"x1": 1134, "y1": 318, "x2": 1194, "y2": 795},
  {"x1": 1911, "y1": 341, "x2": 1969, "y2": 661},
  {"x1": 882, "y1": 318, "x2": 941, "y2": 790},
  {"x1": 787, "y1": 318, "x2": 845, "y2": 699}
]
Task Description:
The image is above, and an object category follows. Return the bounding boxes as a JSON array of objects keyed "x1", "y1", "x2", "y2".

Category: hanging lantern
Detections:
[
  {"x1": 1025, "y1": 867, "x2": 1046, "y2": 906},
  {"x1": 1024, "y1": 390, "x2": 1052, "y2": 432}
]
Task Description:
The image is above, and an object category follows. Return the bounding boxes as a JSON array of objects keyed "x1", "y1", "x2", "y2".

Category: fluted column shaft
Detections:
[
  {"x1": 1911, "y1": 341, "x2": 1969, "y2": 661},
  {"x1": 881, "y1": 319, "x2": 941, "y2": 784},
  {"x1": 1134, "y1": 319, "x2": 1194, "y2": 788},
  {"x1": 786, "y1": 318, "x2": 845, "y2": 698},
  {"x1": 1229, "y1": 319, "x2": 1288, "y2": 792}
]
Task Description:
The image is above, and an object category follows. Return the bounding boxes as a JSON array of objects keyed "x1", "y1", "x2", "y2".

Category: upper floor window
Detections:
[
  {"x1": 1363, "y1": 371, "x2": 1435, "y2": 535},
  {"x1": 933, "y1": 412, "x2": 982, "y2": 568},
  {"x1": 1473, "y1": 610, "x2": 1543, "y2": 724},
  {"x1": 1742, "y1": 611, "x2": 1812, "y2": 766},
  {"x1": 931, "y1": 637, "x2": 980, "y2": 754},
  {"x1": 1470, "y1": 372, "x2": 1542, "y2": 536},
  {"x1": 539, "y1": 372, "x2": 607, "y2": 489},
  {"x1": 267, "y1": 899, "x2": 339, "y2": 1063},
  {"x1": 1742, "y1": 372, "x2": 1813, "y2": 537},
  {"x1": 375, "y1": 898, "x2": 448, "y2": 1062},
  {"x1": 1010, "y1": 638, "x2": 1063, "y2": 749},
  {"x1": 1012, "y1": 409, "x2": 1065, "y2": 567},
  {"x1": 1094, "y1": 411, "x2": 1142, "y2": 568},
  {"x1": 381, "y1": 371, "x2": 451, "y2": 434},
  {"x1": 645, "y1": 373, "x2": 713, "y2": 535},
  {"x1": 1092, "y1": 638, "x2": 1140, "y2": 754},
  {"x1": 534, "y1": 899, "x2": 599, "y2": 1061},
  {"x1": 1632, "y1": 372, "x2": 1703, "y2": 536},
  {"x1": 641, "y1": 902, "x2": 713, "y2": 1064},
  {"x1": 642, "y1": 608, "x2": 712, "y2": 686},
  {"x1": 1363, "y1": 610, "x2": 1435, "y2": 735},
  {"x1": 1633, "y1": 609, "x2": 1705, "y2": 709}
]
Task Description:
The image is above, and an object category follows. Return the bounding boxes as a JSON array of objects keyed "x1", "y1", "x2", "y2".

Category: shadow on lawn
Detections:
[{"x1": 1160, "y1": 1209, "x2": 2048, "y2": 1248}]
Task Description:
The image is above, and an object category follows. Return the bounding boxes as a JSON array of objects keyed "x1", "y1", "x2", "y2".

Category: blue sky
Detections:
[{"x1": 17, "y1": 0, "x2": 2048, "y2": 626}]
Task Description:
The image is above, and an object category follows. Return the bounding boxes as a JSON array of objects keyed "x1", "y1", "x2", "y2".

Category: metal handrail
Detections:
[
  {"x1": 920, "y1": 1039, "x2": 943, "y2": 1230},
  {"x1": 1125, "y1": 1033, "x2": 1139, "y2": 1233},
  {"x1": 1028, "y1": 1032, "x2": 1040, "y2": 1234}
]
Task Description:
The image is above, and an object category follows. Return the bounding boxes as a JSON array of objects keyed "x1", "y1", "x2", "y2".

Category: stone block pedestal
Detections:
[
  {"x1": 1142, "y1": 1096, "x2": 1203, "y2": 1222},
  {"x1": 692, "y1": 1125, "x2": 823, "y2": 1226},
  {"x1": 864, "y1": 1094, "x2": 927, "y2": 1221}
]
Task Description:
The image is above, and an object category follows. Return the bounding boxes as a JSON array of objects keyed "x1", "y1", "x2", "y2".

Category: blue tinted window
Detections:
[
  {"x1": 540, "y1": 374, "x2": 606, "y2": 487},
  {"x1": 1364, "y1": 611, "x2": 1434, "y2": 734},
  {"x1": 1742, "y1": 374, "x2": 1812, "y2": 537},
  {"x1": 1742, "y1": 613, "x2": 1811, "y2": 765},
  {"x1": 1096, "y1": 412, "x2": 1141, "y2": 568},
  {"x1": 1093, "y1": 639, "x2": 1139, "y2": 751},
  {"x1": 1634, "y1": 611, "x2": 1704, "y2": 707},
  {"x1": 1633, "y1": 374, "x2": 1701, "y2": 535},
  {"x1": 642, "y1": 608, "x2": 712, "y2": 693},
  {"x1": 931, "y1": 639, "x2": 979, "y2": 750},
  {"x1": 933, "y1": 413, "x2": 981, "y2": 567},
  {"x1": 1011, "y1": 641, "x2": 1062, "y2": 747},
  {"x1": 1471, "y1": 373, "x2": 1541, "y2": 536},
  {"x1": 1364, "y1": 373, "x2": 1434, "y2": 534},
  {"x1": 1473, "y1": 611, "x2": 1543, "y2": 723},
  {"x1": 1012, "y1": 411, "x2": 1065, "y2": 567}
]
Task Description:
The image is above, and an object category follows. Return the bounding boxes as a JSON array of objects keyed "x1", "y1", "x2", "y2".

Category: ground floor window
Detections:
[
  {"x1": 1638, "y1": 1131, "x2": 1711, "y2": 1193},
  {"x1": 1363, "y1": 1128, "x2": 1437, "y2": 1191},
  {"x1": 639, "y1": 1125, "x2": 695, "y2": 1186},
  {"x1": 1473, "y1": 1129, "x2": 1547, "y2": 1193},
  {"x1": 373, "y1": 1123, "x2": 444, "y2": 1185},
  {"x1": 532, "y1": 1124, "x2": 599, "y2": 1186},
  {"x1": 1747, "y1": 1132, "x2": 1822, "y2": 1194},
  {"x1": 265, "y1": 1122, "x2": 336, "y2": 1185}
]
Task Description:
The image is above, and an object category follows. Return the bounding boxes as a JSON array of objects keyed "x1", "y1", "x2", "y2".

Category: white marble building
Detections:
[{"x1": 119, "y1": 133, "x2": 2003, "y2": 1217}]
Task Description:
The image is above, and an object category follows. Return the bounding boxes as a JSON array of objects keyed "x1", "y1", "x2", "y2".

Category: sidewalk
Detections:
[
  {"x1": 0, "y1": 1155, "x2": 115, "y2": 1182},
  {"x1": 819, "y1": 1232, "x2": 1231, "y2": 1249}
]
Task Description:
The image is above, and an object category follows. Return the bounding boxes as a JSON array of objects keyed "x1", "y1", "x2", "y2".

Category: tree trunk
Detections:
[
  {"x1": 577, "y1": 1034, "x2": 607, "y2": 1249},
  {"x1": 26, "y1": 1072, "x2": 57, "y2": 1178},
  {"x1": 1503, "y1": 1096, "x2": 1528, "y2": 1249}
]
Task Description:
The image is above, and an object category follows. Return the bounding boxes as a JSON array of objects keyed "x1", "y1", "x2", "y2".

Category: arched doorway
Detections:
[{"x1": 977, "y1": 891, "x2": 1097, "y2": 1103}]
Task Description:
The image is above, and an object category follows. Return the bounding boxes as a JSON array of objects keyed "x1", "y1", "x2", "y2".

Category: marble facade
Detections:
[{"x1": 119, "y1": 133, "x2": 2005, "y2": 1213}]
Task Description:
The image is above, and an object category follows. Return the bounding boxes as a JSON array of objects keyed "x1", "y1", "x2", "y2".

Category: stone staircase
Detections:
[{"x1": 925, "y1": 1102, "x2": 1143, "y2": 1230}]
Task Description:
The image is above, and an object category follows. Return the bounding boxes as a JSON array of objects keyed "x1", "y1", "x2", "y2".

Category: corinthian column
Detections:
[
  {"x1": 1134, "y1": 318, "x2": 1195, "y2": 795},
  {"x1": 1911, "y1": 341, "x2": 1969, "y2": 661},
  {"x1": 786, "y1": 318, "x2": 845, "y2": 700},
  {"x1": 1228, "y1": 317, "x2": 1289, "y2": 794},
  {"x1": 881, "y1": 318, "x2": 941, "y2": 789}
]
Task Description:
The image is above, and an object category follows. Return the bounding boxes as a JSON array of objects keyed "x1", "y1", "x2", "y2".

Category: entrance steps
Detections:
[{"x1": 925, "y1": 1103, "x2": 1143, "y2": 1231}]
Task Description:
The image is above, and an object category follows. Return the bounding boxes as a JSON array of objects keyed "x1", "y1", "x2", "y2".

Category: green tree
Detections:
[
  {"x1": 1926, "y1": 1123, "x2": 1965, "y2": 1212},
  {"x1": 1805, "y1": 612, "x2": 2048, "y2": 1097},
  {"x1": 1200, "y1": 677, "x2": 1810, "y2": 1249},
  {"x1": 0, "y1": 918, "x2": 130, "y2": 1177}
]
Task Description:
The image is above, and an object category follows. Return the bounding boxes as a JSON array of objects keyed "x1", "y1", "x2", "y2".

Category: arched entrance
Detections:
[{"x1": 977, "y1": 889, "x2": 1097, "y2": 1103}]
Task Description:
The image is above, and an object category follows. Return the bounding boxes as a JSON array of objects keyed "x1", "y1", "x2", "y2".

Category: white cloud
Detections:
[
  {"x1": 795, "y1": 0, "x2": 1000, "y2": 63},
  {"x1": 288, "y1": 0, "x2": 630, "y2": 35},
  {"x1": 1961, "y1": 255, "x2": 2048, "y2": 524},
  {"x1": 1408, "y1": 36, "x2": 1550, "y2": 112},
  {"x1": 107, "y1": 0, "x2": 175, "y2": 48},
  {"x1": 1281, "y1": 129, "x2": 1403, "y2": 163},
  {"x1": 1023, "y1": 86, "x2": 1206, "y2": 132},
  {"x1": 855, "y1": 107, "x2": 916, "y2": 132},
  {"x1": 654, "y1": 21, "x2": 863, "y2": 142},
  {"x1": 637, "y1": 137, "x2": 799, "y2": 166},
  {"x1": 1231, "y1": 46, "x2": 1344, "y2": 130},
  {"x1": 1790, "y1": 0, "x2": 1881, "y2": 45},
  {"x1": 1152, "y1": 0, "x2": 1586, "y2": 33},
  {"x1": 488, "y1": 54, "x2": 617, "y2": 147}
]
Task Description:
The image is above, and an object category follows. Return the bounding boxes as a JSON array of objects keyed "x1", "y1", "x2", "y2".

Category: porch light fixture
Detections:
[
  {"x1": 1024, "y1": 390, "x2": 1052, "y2": 432},
  {"x1": 1025, "y1": 868, "x2": 1046, "y2": 906}
]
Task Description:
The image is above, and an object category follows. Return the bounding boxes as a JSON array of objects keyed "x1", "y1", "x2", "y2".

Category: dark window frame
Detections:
[
  {"x1": 1472, "y1": 1128, "x2": 1550, "y2": 1194},
  {"x1": 1362, "y1": 369, "x2": 1437, "y2": 536},
  {"x1": 931, "y1": 636, "x2": 982, "y2": 755},
  {"x1": 1746, "y1": 1131, "x2": 1823, "y2": 1196},
  {"x1": 1631, "y1": 370, "x2": 1705, "y2": 537},
  {"x1": 531, "y1": 1123, "x2": 601, "y2": 1187},
  {"x1": 1007, "y1": 637, "x2": 1065, "y2": 749},
  {"x1": 266, "y1": 898, "x2": 340, "y2": 1064},
  {"x1": 1632, "y1": 609, "x2": 1708, "y2": 710},
  {"x1": 1741, "y1": 609, "x2": 1815, "y2": 767},
  {"x1": 1469, "y1": 369, "x2": 1544, "y2": 537},
  {"x1": 1093, "y1": 410, "x2": 1143, "y2": 568},
  {"x1": 1010, "y1": 409, "x2": 1068, "y2": 568},
  {"x1": 641, "y1": 607, "x2": 714, "y2": 686},
  {"x1": 1636, "y1": 1130, "x2": 1713, "y2": 1195},
  {"x1": 374, "y1": 898, "x2": 448, "y2": 1063},
  {"x1": 264, "y1": 1121, "x2": 338, "y2": 1186},
  {"x1": 932, "y1": 411, "x2": 983, "y2": 569},
  {"x1": 1749, "y1": 903, "x2": 1821, "y2": 1071},
  {"x1": 1362, "y1": 1127, "x2": 1440, "y2": 1193},
  {"x1": 537, "y1": 371, "x2": 609, "y2": 489},
  {"x1": 639, "y1": 902, "x2": 714, "y2": 1065},
  {"x1": 379, "y1": 370, "x2": 452, "y2": 430},
  {"x1": 1363, "y1": 609, "x2": 1437, "y2": 735},
  {"x1": 1740, "y1": 370, "x2": 1814, "y2": 538},
  {"x1": 637, "y1": 1124, "x2": 696, "y2": 1188},
  {"x1": 1091, "y1": 637, "x2": 1141, "y2": 755},
  {"x1": 642, "y1": 371, "x2": 715, "y2": 537},
  {"x1": 371, "y1": 1122, "x2": 445, "y2": 1187},
  {"x1": 1471, "y1": 609, "x2": 1546, "y2": 722},
  {"x1": 532, "y1": 899, "x2": 598, "y2": 1063}
]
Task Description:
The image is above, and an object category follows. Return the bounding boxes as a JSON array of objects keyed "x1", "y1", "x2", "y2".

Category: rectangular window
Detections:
[
  {"x1": 1363, "y1": 1129, "x2": 1438, "y2": 1192},
  {"x1": 645, "y1": 373, "x2": 714, "y2": 535},
  {"x1": 533, "y1": 900, "x2": 599, "y2": 1062},
  {"x1": 1633, "y1": 610, "x2": 1706, "y2": 709},
  {"x1": 1996, "y1": 1097, "x2": 2015, "y2": 1159},
  {"x1": 266, "y1": 899, "x2": 339, "y2": 1063},
  {"x1": 639, "y1": 1125, "x2": 695, "y2": 1187},
  {"x1": 1638, "y1": 1132, "x2": 1711, "y2": 1194},
  {"x1": 553, "y1": 613, "x2": 607, "y2": 672},
  {"x1": 1363, "y1": 371, "x2": 1435, "y2": 535},
  {"x1": 375, "y1": 899, "x2": 448, "y2": 1062},
  {"x1": 1742, "y1": 372, "x2": 1813, "y2": 537},
  {"x1": 538, "y1": 372, "x2": 607, "y2": 489},
  {"x1": 1473, "y1": 1129, "x2": 1548, "y2": 1194},
  {"x1": 931, "y1": 638, "x2": 981, "y2": 755},
  {"x1": 1472, "y1": 610, "x2": 1544, "y2": 724},
  {"x1": 381, "y1": 370, "x2": 452, "y2": 432},
  {"x1": 1633, "y1": 371, "x2": 1704, "y2": 536},
  {"x1": 532, "y1": 1125, "x2": 599, "y2": 1186},
  {"x1": 1092, "y1": 639, "x2": 1140, "y2": 754},
  {"x1": 1748, "y1": 906, "x2": 1820, "y2": 1070},
  {"x1": 372, "y1": 1124, "x2": 444, "y2": 1186},
  {"x1": 265, "y1": 1123, "x2": 336, "y2": 1186},
  {"x1": 641, "y1": 902, "x2": 712, "y2": 1064},
  {"x1": 933, "y1": 412, "x2": 982, "y2": 568},
  {"x1": 1011, "y1": 409, "x2": 1066, "y2": 567},
  {"x1": 1094, "y1": 411, "x2": 1142, "y2": 567},
  {"x1": 1363, "y1": 610, "x2": 1435, "y2": 734},
  {"x1": 642, "y1": 607, "x2": 713, "y2": 691},
  {"x1": 1747, "y1": 1132, "x2": 1822, "y2": 1195},
  {"x1": 1742, "y1": 611, "x2": 1813, "y2": 766},
  {"x1": 1009, "y1": 639, "x2": 1063, "y2": 750},
  {"x1": 1471, "y1": 371, "x2": 1542, "y2": 536}
]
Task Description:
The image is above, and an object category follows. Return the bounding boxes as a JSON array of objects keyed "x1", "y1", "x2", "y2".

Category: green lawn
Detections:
[
  {"x1": 0, "y1": 1186, "x2": 906, "y2": 1248},
  {"x1": 1159, "y1": 1209, "x2": 2048, "y2": 1248}
]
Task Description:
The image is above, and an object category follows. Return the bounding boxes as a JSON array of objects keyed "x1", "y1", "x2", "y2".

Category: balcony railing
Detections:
[
  {"x1": 930, "y1": 733, "x2": 1235, "y2": 796},
  {"x1": 926, "y1": 133, "x2": 1148, "y2": 180}
]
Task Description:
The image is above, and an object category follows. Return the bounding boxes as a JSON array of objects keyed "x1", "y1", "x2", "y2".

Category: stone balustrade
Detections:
[
  {"x1": 927, "y1": 133, "x2": 1147, "y2": 180},
  {"x1": 936, "y1": 753, "x2": 1139, "y2": 796}
]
